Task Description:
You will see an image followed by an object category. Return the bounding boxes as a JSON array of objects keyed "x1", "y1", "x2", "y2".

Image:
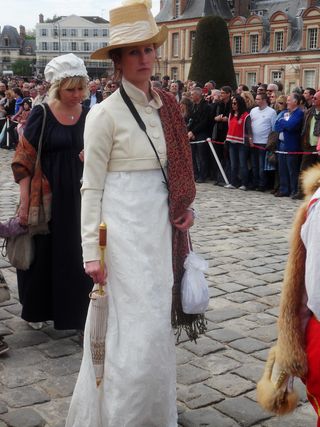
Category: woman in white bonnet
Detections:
[
  {"x1": 66, "y1": 0, "x2": 200, "y2": 426},
  {"x1": 11, "y1": 53, "x2": 93, "y2": 332}
]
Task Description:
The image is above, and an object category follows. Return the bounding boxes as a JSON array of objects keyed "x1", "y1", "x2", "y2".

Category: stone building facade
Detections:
[
  {"x1": 0, "y1": 25, "x2": 36, "y2": 75},
  {"x1": 156, "y1": 0, "x2": 320, "y2": 91},
  {"x1": 36, "y1": 14, "x2": 111, "y2": 77}
]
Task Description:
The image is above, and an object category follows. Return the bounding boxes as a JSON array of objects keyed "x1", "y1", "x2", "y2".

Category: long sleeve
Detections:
[{"x1": 81, "y1": 103, "x2": 114, "y2": 261}]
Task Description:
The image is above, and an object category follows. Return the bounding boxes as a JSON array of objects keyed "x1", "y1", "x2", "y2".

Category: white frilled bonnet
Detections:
[
  {"x1": 91, "y1": 0, "x2": 168, "y2": 59},
  {"x1": 44, "y1": 53, "x2": 88, "y2": 83}
]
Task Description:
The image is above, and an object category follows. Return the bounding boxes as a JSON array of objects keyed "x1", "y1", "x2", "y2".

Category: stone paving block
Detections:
[
  {"x1": 205, "y1": 308, "x2": 246, "y2": 324},
  {"x1": 1, "y1": 386, "x2": 50, "y2": 408},
  {"x1": 215, "y1": 396, "x2": 271, "y2": 426},
  {"x1": 176, "y1": 347, "x2": 196, "y2": 365},
  {"x1": 177, "y1": 364, "x2": 211, "y2": 385},
  {"x1": 0, "y1": 324, "x2": 12, "y2": 336},
  {"x1": 219, "y1": 317, "x2": 257, "y2": 333},
  {"x1": 258, "y1": 272, "x2": 284, "y2": 284},
  {"x1": 0, "y1": 309, "x2": 12, "y2": 321},
  {"x1": 229, "y1": 337, "x2": 269, "y2": 354},
  {"x1": 206, "y1": 373, "x2": 254, "y2": 397},
  {"x1": 38, "y1": 339, "x2": 81, "y2": 358},
  {"x1": 183, "y1": 337, "x2": 224, "y2": 357},
  {"x1": 193, "y1": 353, "x2": 241, "y2": 375},
  {"x1": 232, "y1": 363, "x2": 265, "y2": 383},
  {"x1": 179, "y1": 407, "x2": 239, "y2": 427},
  {"x1": 177, "y1": 383, "x2": 224, "y2": 409},
  {"x1": 0, "y1": 408, "x2": 46, "y2": 427},
  {"x1": 224, "y1": 349, "x2": 261, "y2": 364},
  {"x1": 206, "y1": 328, "x2": 244, "y2": 343},
  {"x1": 3, "y1": 317, "x2": 32, "y2": 331},
  {"x1": 0, "y1": 367, "x2": 47, "y2": 388},
  {"x1": 3, "y1": 304, "x2": 21, "y2": 316},
  {"x1": 240, "y1": 302, "x2": 270, "y2": 313},
  {"x1": 38, "y1": 374, "x2": 77, "y2": 399},
  {"x1": 34, "y1": 396, "x2": 71, "y2": 426},
  {"x1": 0, "y1": 347, "x2": 46, "y2": 368},
  {"x1": 224, "y1": 292, "x2": 257, "y2": 304},
  {"x1": 0, "y1": 401, "x2": 7, "y2": 414},
  {"x1": 258, "y1": 402, "x2": 316, "y2": 427},
  {"x1": 245, "y1": 286, "x2": 280, "y2": 298},
  {"x1": 216, "y1": 283, "x2": 247, "y2": 293},
  {"x1": 4, "y1": 331, "x2": 50, "y2": 349},
  {"x1": 252, "y1": 348, "x2": 270, "y2": 362},
  {"x1": 247, "y1": 325, "x2": 278, "y2": 343},
  {"x1": 39, "y1": 353, "x2": 82, "y2": 377},
  {"x1": 208, "y1": 287, "x2": 226, "y2": 298},
  {"x1": 265, "y1": 307, "x2": 280, "y2": 317},
  {"x1": 245, "y1": 313, "x2": 277, "y2": 326},
  {"x1": 248, "y1": 266, "x2": 275, "y2": 275},
  {"x1": 234, "y1": 277, "x2": 266, "y2": 288}
]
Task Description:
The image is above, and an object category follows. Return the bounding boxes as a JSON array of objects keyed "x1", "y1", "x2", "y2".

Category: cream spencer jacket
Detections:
[{"x1": 81, "y1": 78, "x2": 167, "y2": 261}]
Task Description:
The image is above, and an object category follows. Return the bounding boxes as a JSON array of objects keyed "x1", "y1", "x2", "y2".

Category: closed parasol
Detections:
[{"x1": 89, "y1": 222, "x2": 108, "y2": 386}]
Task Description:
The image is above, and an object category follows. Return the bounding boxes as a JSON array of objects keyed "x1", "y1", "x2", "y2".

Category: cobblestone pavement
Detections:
[{"x1": 0, "y1": 148, "x2": 316, "y2": 427}]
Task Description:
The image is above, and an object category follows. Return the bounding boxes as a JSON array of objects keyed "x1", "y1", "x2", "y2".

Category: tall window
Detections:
[
  {"x1": 233, "y1": 36, "x2": 242, "y2": 54},
  {"x1": 83, "y1": 29, "x2": 89, "y2": 37},
  {"x1": 247, "y1": 72, "x2": 256, "y2": 87},
  {"x1": 84, "y1": 42, "x2": 90, "y2": 51},
  {"x1": 62, "y1": 28, "x2": 67, "y2": 37},
  {"x1": 304, "y1": 70, "x2": 316, "y2": 88},
  {"x1": 189, "y1": 31, "x2": 196, "y2": 57},
  {"x1": 274, "y1": 31, "x2": 284, "y2": 51},
  {"x1": 93, "y1": 29, "x2": 98, "y2": 37},
  {"x1": 4, "y1": 37, "x2": 9, "y2": 47},
  {"x1": 272, "y1": 71, "x2": 282, "y2": 82},
  {"x1": 41, "y1": 42, "x2": 48, "y2": 50},
  {"x1": 308, "y1": 28, "x2": 318, "y2": 49},
  {"x1": 235, "y1": 72, "x2": 240, "y2": 85},
  {"x1": 53, "y1": 28, "x2": 58, "y2": 37},
  {"x1": 102, "y1": 29, "x2": 108, "y2": 37},
  {"x1": 70, "y1": 29, "x2": 77, "y2": 37},
  {"x1": 172, "y1": 33, "x2": 179, "y2": 57},
  {"x1": 53, "y1": 41, "x2": 59, "y2": 51},
  {"x1": 41, "y1": 28, "x2": 47, "y2": 37},
  {"x1": 71, "y1": 42, "x2": 77, "y2": 51},
  {"x1": 250, "y1": 34, "x2": 259, "y2": 53},
  {"x1": 171, "y1": 67, "x2": 178, "y2": 80},
  {"x1": 174, "y1": 0, "x2": 180, "y2": 18}
]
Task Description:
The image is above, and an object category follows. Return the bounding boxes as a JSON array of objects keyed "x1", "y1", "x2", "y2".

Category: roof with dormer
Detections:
[
  {"x1": 0, "y1": 25, "x2": 21, "y2": 48},
  {"x1": 156, "y1": 0, "x2": 233, "y2": 22}
]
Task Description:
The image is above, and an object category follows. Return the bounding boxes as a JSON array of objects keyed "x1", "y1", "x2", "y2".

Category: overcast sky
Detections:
[{"x1": 0, "y1": 0, "x2": 161, "y2": 32}]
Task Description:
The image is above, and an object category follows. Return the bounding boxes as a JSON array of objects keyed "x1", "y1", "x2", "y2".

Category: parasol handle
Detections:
[{"x1": 99, "y1": 222, "x2": 107, "y2": 295}]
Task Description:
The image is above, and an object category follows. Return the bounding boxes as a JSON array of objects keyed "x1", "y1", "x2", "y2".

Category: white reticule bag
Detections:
[{"x1": 181, "y1": 234, "x2": 209, "y2": 314}]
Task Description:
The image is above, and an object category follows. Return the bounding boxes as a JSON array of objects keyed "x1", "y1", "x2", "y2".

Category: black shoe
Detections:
[
  {"x1": 257, "y1": 187, "x2": 265, "y2": 192},
  {"x1": 291, "y1": 193, "x2": 303, "y2": 200},
  {"x1": 196, "y1": 178, "x2": 206, "y2": 183},
  {"x1": 275, "y1": 192, "x2": 289, "y2": 197},
  {"x1": 0, "y1": 339, "x2": 9, "y2": 355}
]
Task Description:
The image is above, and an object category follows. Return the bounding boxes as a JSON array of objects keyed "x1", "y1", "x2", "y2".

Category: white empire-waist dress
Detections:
[{"x1": 66, "y1": 79, "x2": 177, "y2": 427}]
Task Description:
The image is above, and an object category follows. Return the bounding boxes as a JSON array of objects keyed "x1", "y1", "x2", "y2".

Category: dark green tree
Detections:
[
  {"x1": 188, "y1": 16, "x2": 237, "y2": 89},
  {"x1": 12, "y1": 59, "x2": 33, "y2": 76}
]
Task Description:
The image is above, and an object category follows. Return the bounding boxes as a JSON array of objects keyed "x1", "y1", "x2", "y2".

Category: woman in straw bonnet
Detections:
[
  {"x1": 11, "y1": 53, "x2": 93, "y2": 331},
  {"x1": 66, "y1": 1, "x2": 201, "y2": 426}
]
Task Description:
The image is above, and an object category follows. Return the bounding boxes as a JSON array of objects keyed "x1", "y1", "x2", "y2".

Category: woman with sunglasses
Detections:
[{"x1": 224, "y1": 95, "x2": 252, "y2": 190}]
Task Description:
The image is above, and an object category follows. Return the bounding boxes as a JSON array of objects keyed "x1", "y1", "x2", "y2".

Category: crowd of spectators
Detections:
[
  {"x1": 1, "y1": 74, "x2": 319, "y2": 200},
  {"x1": 152, "y1": 76, "x2": 319, "y2": 200}
]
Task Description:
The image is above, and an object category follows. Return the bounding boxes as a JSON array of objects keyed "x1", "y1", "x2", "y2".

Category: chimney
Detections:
[
  {"x1": 39, "y1": 14, "x2": 44, "y2": 23},
  {"x1": 234, "y1": 0, "x2": 250, "y2": 17},
  {"x1": 160, "y1": 0, "x2": 164, "y2": 10}
]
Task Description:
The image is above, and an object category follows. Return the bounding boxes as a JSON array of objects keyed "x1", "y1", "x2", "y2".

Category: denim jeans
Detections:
[
  {"x1": 250, "y1": 145, "x2": 267, "y2": 188},
  {"x1": 278, "y1": 153, "x2": 301, "y2": 195},
  {"x1": 228, "y1": 143, "x2": 249, "y2": 187}
]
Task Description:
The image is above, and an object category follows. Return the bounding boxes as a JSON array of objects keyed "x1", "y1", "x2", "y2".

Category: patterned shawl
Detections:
[{"x1": 155, "y1": 89, "x2": 207, "y2": 341}]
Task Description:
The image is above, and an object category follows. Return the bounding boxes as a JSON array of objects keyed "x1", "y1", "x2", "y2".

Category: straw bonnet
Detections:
[
  {"x1": 91, "y1": 0, "x2": 168, "y2": 60},
  {"x1": 44, "y1": 53, "x2": 88, "y2": 83}
]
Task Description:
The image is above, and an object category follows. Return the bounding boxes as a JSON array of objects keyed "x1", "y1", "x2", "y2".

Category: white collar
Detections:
[{"x1": 122, "y1": 78, "x2": 162, "y2": 110}]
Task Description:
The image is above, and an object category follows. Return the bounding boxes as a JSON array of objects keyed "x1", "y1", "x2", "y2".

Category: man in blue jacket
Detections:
[{"x1": 275, "y1": 93, "x2": 304, "y2": 199}]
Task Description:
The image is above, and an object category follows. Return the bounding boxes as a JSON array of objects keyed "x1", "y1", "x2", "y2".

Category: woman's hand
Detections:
[
  {"x1": 85, "y1": 260, "x2": 107, "y2": 284},
  {"x1": 173, "y1": 209, "x2": 194, "y2": 231},
  {"x1": 79, "y1": 150, "x2": 84, "y2": 162}
]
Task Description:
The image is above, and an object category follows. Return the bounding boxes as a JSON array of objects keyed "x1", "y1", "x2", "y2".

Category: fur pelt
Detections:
[
  {"x1": 277, "y1": 164, "x2": 320, "y2": 377},
  {"x1": 257, "y1": 346, "x2": 299, "y2": 415}
]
